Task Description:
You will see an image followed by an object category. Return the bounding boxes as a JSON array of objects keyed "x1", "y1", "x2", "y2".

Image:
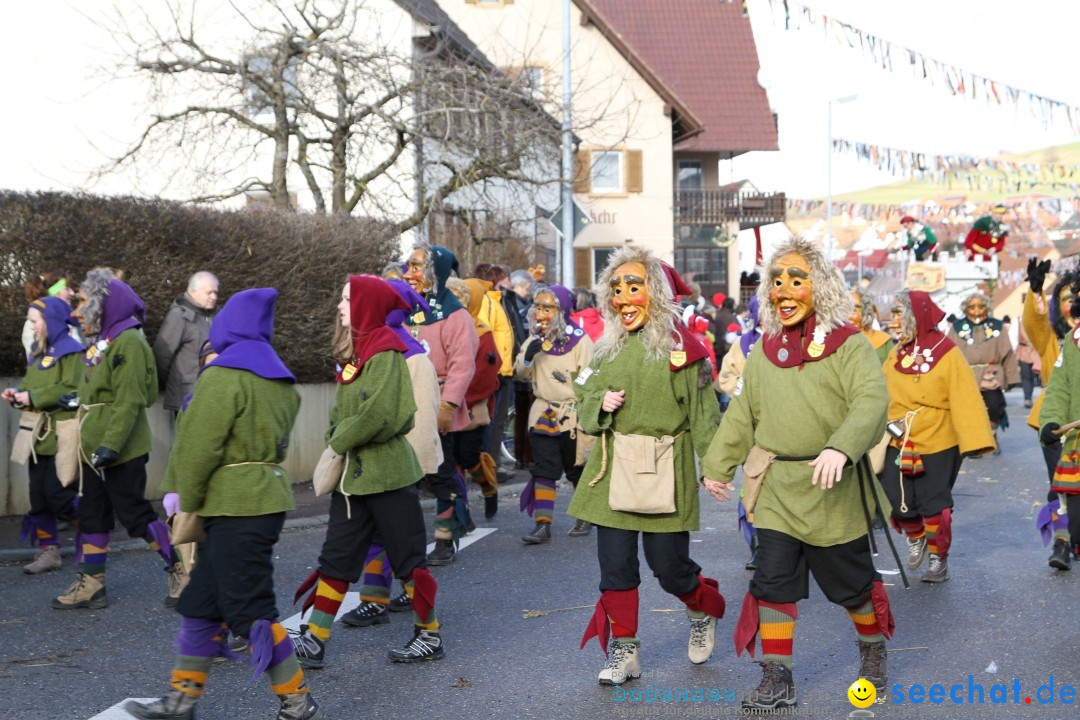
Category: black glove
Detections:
[
  {"x1": 523, "y1": 338, "x2": 544, "y2": 363},
  {"x1": 58, "y1": 392, "x2": 80, "y2": 411},
  {"x1": 1040, "y1": 423, "x2": 1061, "y2": 446},
  {"x1": 1027, "y1": 257, "x2": 1051, "y2": 294},
  {"x1": 90, "y1": 446, "x2": 118, "y2": 469}
]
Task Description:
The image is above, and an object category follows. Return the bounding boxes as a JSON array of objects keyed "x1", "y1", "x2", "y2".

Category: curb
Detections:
[{"x1": 0, "y1": 479, "x2": 530, "y2": 564}]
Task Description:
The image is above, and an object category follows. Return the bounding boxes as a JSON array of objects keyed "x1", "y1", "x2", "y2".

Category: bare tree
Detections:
[{"x1": 99, "y1": 0, "x2": 568, "y2": 236}]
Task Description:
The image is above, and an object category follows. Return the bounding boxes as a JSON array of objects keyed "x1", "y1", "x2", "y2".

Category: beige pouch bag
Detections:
[
  {"x1": 607, "y1": 431, "x2": 679, "y2": 514},
  {"x1": 313, "y1": 446, "x2": 346, "y2": 497},
  {"x1": 741, "y1": 445, "x2": 778, "y2": 514},
  {"x1": 868, "y1": 432, "x2": 891, "y2": 475},
  {"x1": 10, "y1": 410, "x2": 45, "y2": 465},
  {"x1": 169, "y1": 511, "x2": 207, "y2": 545},
  {"x1": 54, "y1": 417, "x2": 81, "y2": 487}
]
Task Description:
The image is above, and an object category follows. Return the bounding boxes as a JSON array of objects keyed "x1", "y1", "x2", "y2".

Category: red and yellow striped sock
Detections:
[
  {"x1": 758, "y1": 600, "x2": 797, "y2": 669},
  {"x1": 925, "y1": 515, "x2": 941, "y2": 556},
  {"x1": 847, "y1": 599, "x2": 883, "y2": 643},
  {"x1": 306, "y1": 575, "x2": 348, "y2": 641}
]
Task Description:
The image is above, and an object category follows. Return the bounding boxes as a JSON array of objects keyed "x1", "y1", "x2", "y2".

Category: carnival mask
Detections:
[
  {"x1": 964, "y1": 298, "x2": 987, "y2": 325},
  {"x1": 534, "y1": 291, "x2": 558, "y2": 335},
  {"x1": 1060, "y1": 283, "x2": 1078, "y2": 328},
  {"x1": 890, "y1": 302, "x2": 914, "y2": 344},
  {"x1": 403, "y1": 248, "x2": 431, "y2": 295},
  {"x1": 610, "y1": 262, "x2": 649, "y2": 332},
  {"x1": 769, "y1": 253, "x2": 814, "y2": 328},
  {"x1": 850, "y1": 291, "x2": 863, "y2": 328}
]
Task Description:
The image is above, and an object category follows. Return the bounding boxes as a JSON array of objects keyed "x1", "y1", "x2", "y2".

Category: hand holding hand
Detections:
[
  {"x1": 13, "y1": 391, "x2": 30, "y2": 407},
  {"x1": 1, "y1": 388, "x2": 16, "y2": 404},
  {"x1": 601, "y1": 390, "x2": 626, "y2": 413},
  {"x1": 163, "y1": 492, "x2": 181, "y2": 518},
  {"x1": 809, "y1": 448, "x2": 848, "y2": 490},
  {"x1": 702, "y1": 478, "x2": 734, "y2": 503}
]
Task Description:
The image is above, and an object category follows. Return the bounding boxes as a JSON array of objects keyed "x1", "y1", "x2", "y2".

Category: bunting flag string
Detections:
[
  {"x1": 831, "y1": 138, "x2": 1080, "y2": 182},
  {"x1": 786, "y1": 196, "x2": 1080, "y2": 222},
  {"x1": 762, "y1": 0, "x2": 1080, "y2": 133}
]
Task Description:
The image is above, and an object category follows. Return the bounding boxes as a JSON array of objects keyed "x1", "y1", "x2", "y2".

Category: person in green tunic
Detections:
[
  {"x1": 702, "y1": 238, "x2": 894, "y2": 710},
  {"x1": 569, "y1": 247, "x2": 725, "y2": 686},
  {"x1": 3, "y1": 296, "x2": 82, "y2": 574},
  {"x1": 51, "y1": 270, "x2": 182, "y2": 610},
  {"x1": 291, "y1": 275, "x2": 442, "y2": 670},
  {"x1": 126, "y1": 288, "x2": 325, "y2": 720}
]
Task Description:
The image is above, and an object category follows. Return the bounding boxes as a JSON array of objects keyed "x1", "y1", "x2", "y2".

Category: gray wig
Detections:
[
  {"x1": 961, "y1": 292, "x2": 991, "y2": 313},
  {"x1": 408, "y1": 241, "x2": 437, "y2": 293},
  {"x1": 78, "y1": 268, "x2": 117, "y2": 339},
  {"x1": 893, "y1": 291, "x2": 917, "y2": 344},
  {"x1": 593, "y1": 246, "x2": 679, "y2": 363},
  {"x1": 757, "y1": 237, "x2": 853, "y2": 336},
  {"x1": 851, "y1": 286, "x2": 879, "y2": 331}
]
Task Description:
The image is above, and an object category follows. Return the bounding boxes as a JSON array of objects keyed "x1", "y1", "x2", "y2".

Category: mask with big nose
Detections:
[
  {"x1": 403, "y1": 248, "x2": 431, "y2": 295},
  {"x1": 610, "y1": 262, "x2": 649, "y2": 332},
  {"x1": 768, "y1": 253, "x2": 814, "y2": 327}
]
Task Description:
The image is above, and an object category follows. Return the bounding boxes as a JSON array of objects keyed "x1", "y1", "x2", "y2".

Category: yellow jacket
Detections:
[
  {"x1": 481, "y1": 289, "x2": 514, "y2": 377},
  {"x1": 1023, "y1": 290, "x2": 1058, "y2": 430},
  {"x1": 883, "y1": 345, "x2": 995, "y2": 456}
]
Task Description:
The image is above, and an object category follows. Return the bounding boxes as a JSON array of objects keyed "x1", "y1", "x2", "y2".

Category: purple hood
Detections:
[
  {"x1": 100, "y1": 280, "x2": 145, "y2": 341},
  {"x1": 740, "y1": 296, "x2": 761, "y2": 356},
  {"x1": 205, "y1": 288, "x2": 295, "y2": 383},
  {"x1": 542, "y1": 284, "x2": 584, "y2": 357},
  {"x1": 28, "y1": 296, "x2": 84, "y2": 367},
  {"x1": 386, "y1": 279, "x2": 429, "y2": 359}
]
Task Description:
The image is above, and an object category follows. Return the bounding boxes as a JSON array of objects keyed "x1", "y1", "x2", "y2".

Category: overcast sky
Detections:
[
  {"x1": 726, "y1": 0, "x2": 1080, "y2": 198},
  {"x1": 2, "y1": 0, "x2": 1078, "y2": 201}
]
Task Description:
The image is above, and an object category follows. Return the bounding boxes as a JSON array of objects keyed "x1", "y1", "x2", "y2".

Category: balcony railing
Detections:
[{"x1": 674, "y1": 189, "x2": 786, "y2": 228}]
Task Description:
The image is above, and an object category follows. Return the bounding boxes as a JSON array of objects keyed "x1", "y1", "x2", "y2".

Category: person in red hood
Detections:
[{"x1": 571, "y1": 287, "x2": 605, "y2": 341}]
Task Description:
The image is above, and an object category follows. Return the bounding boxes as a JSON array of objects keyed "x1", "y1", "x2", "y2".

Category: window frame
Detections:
[{"x1": 590, "y1": 151, "x2": 624, "y2": 195}]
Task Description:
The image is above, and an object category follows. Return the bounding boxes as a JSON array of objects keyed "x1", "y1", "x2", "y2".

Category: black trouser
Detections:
[
  {"x1": 1043, "y1": 440, "x2": 1061, "y2": 502},
  {"x1": 879, "y1": 445, "x2": 961, "y2": 518},
  {"x1": 76, "y1": 455, "x2": 158, "y2": 537},
  {"x1": 317, "y1": 485, "x2": 428, "y2": 585},
  {"x1": 176, "y1": 513, "x2": 284, "y2": 638},
  {"x1": 427, "y1": 434, "x2": 458, "y2": 503},
  {"x1": 981, "y1": 388, "x2": 1007, "y2": 427},
  {"x1": 596, "y1": 526, "x2": 701, "y2": 597},
  {"x1": 1019, "y1": 362, "x2": 1037, "y2": 402},
  {"x1": 530, "y1": 431, "x2": 583, "y2": 487},
  {"x1": 488, "y1": 378, "x2": 512, "y2": 462},
  {"x1": 453, "y1": 426, "x2": 487, "y2": 472},
  {"x1": 28, "y1": 455, "x2": 76, "y2": 519},
  {"x1": 750, "y1": 529, "x2": 878, "y2": 608}
]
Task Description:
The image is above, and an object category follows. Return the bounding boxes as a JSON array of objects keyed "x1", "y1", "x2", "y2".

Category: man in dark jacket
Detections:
[{"x1": 153, "y1": 271, "x2": 218, "y2": 412}]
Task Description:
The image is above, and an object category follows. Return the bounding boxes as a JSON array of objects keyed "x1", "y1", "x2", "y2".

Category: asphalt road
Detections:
[{"x1": 3, "y1": 389, "x2": 1079, "y2": 720}]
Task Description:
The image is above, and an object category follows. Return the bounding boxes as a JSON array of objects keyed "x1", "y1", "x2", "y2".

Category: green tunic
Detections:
[
  {"x1": 875, "y1": 338, "x2": 894, "y2": 366},
  {"x1": 567, "y1": 334, "x2": 720, "y2": 532},
  {"x1": 702, "y1": 334, "x2": 888, "y2": 547},
  {"x1": 1039, "y1": 332, "x2": 1080, "y2": 489},
  {"x1": 22, "y1": 353, "x2": 82, "y2": 456},
  {"x1": 162, "y1": 366, "x2": 300, "y2": 516},
  {"x1": 78, "y1": 329, "x2": 158, "y2": 465},
  {"x1": 326, "y1": 351, "x2": 423, "y2": 496}
]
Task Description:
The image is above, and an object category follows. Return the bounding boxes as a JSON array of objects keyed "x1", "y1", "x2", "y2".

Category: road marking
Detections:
[
  {"x1": 90, "y1": 699, "x2": 156, "y2": 719},
  {"x1": 281, "y1": 528, "x2": 497, "y2": 633}
]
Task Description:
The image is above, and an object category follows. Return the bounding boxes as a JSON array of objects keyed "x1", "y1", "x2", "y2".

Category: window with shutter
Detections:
[
  {"x1": 573, "y1": 150, "x2": 592, "y2": 194},
  {"x1": 626, "y1": 150, "x2": 643, "y2": 193},
  {"x1": 574, "y1": 249, "x2": 591, "y2": 288}
]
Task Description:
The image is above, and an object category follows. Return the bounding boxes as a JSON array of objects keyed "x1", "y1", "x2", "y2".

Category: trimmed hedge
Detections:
[{"x1": 0, "y1": 191, "x2": 398, "y2": 382}]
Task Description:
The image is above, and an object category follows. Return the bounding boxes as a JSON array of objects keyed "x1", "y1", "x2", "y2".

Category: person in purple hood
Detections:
[
  {"x1": 51, "y1": 269, "x2": 183, "y2": 610},
  {"x1": 3, "y1": 296, "x2": 83, "y2": 574},
  {"x1": 126, "y1": 288, "x2": 324, "y2": 720}
]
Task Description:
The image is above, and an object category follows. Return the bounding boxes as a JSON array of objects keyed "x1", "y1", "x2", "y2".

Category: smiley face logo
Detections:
[{"x1": 848, "y1": 678, "x2": 876, "y2": 708}]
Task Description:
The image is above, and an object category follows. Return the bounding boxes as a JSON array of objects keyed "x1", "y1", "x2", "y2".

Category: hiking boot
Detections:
[
  {"x1": 567, "y1": 519, "x2": 592, "y2": 537},
  {"x1": 522, "y1": 521, "x2": 552, "y2": 544},
  {"x1": 289, "y1": 625, "x2": 325, "y2": 669},
  {"x1": 907, "y1": 536, "x2": 928, "y2": 571},
  {"x1": 52, "y1": 573, "x2": 107, "y2": 609},
  {"x1": 23, "y1": 544, "x2": 62, "y2": 574},
  {"x1": 857, "y1": 640, "x2": 888, "y2": 692},
  {"x1": 387, "y1": 628, "x2": 445, "y2": 663},
  {"x1": 123, "y1": 683, "x2": 199, "y2": 719},
  {"x1": 1049, "y1": 539, "x2": 1072, "y2": 570},
  {"x1": 742, "y1": 661, "x2": 797, "y2": 710},
  {"x1": 165, "y1": 561, "x2": 189, "y2": 608},
  {"x1": 341, "y1": 601, "x2": 390, "y2": 628},
  {"x1": 484, "y1": 493, "x2": 498, "y2": 519},
  {"x1": 388, "y1": 590, "x2": 412, "y2": 613},
  {"x1": 687, "y1": 615, "x2": 716, "y2": 665},
  {"x1": 276, "y1": 685, "x2": 325, "y2": 720},
  {"x1": 921, "y1": 553, "x2": 949, "y2": 583},
  {"x1": 598, "y1": 638, "x2": 641, "y2": 685},
  {"x1": 426, "y1": 538, "x2": 455, "y2": 566}
]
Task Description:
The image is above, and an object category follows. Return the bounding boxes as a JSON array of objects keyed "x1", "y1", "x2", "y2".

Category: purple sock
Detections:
[
  {"x1": 175, "y1": 617, "x2": 237, "y2": 660},
  {"x1": 145, "y1": 517, "x2": 175, "y2": 566},
  {"x1": 20, "y1": 512, "x2": 59, "y2": 547}
]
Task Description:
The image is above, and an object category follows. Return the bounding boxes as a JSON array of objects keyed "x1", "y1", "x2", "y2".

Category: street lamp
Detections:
[{"x1": 826, "y1": 93, "x2": 858, "y2": 262}]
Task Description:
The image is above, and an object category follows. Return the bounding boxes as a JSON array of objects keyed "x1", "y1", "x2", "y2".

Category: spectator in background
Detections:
[
  {"x1": 571, "y1": 287, "x2": 604, "y2": 341},
  {"x1": 713, "y1": 295, "x2": 738, "y2": 363},
  {"x1": 22, "y1": 272, "x2": 78, "y2": 360},
  {"x1": 475, "y1": 263, "x2": 524, "y2": 474},
  {"x1": 1016, "y1": 319, "x2": 1040, "y2": 410},
  {"x1": 153, "y1": 271, "x2": 219, "y2": 414}
]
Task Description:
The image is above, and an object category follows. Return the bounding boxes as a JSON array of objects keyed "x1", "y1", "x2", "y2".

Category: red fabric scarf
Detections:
[
  {"x1": 660, "y1": 262, "x2": 710, "y2": 371},
  {"x1": 760, "y1": 313, "x2": 859, "y2": 368},
  {"x1": 340, "y1": 275, "x2": 408, "y2": 383}
]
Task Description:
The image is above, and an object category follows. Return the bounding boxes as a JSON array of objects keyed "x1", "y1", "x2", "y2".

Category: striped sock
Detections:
[
  {"x1": 265, "y1": 623, "x2": 307, "y2": 696},
  {"x1": 405, "y1": 572, "x2": 439, "y2": 631},
  {"x1": 170, "y1": 617, "x2": 229, "y2": 696},
  {"x1": 306, "y1": 575, "x2": 349, "y2": 640},
  {"x1": 925, "y1": 515, "x2": 941, "y2": 556},
  {"x1": 435, "y1": 498, "x2": 454, "y2": 534},
  {"x1": 758, "y1": 600, "x2": 797, "y2": 669},
  {"x1": 533, "y1": 477, "x2": 556, "y2": 524},
  {"x1": 170, "y1": 655, "x2": 212, "y2": 696},
  {"x1": 847, "y1": 599, "x2": 884, "y2": 644},
  {"x1": 359, "y1": 545, "x2": 393, "y2": 605},
  {"x1": 80, "y1": 533, "x2": 109, "y2": 578}
]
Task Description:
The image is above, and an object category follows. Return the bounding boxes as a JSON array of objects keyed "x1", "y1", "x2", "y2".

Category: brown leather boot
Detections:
[{"x1": 857, "y1": 640, "x2": 888, "y2": 691}]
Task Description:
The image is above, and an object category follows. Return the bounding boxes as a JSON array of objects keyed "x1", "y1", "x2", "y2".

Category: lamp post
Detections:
[
  {"x1": 826, "y1": 94, "x2": 858, "y2": 262},
  {"x1": 560, "y1": 0, "x2": 574, "y2": 286}
]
